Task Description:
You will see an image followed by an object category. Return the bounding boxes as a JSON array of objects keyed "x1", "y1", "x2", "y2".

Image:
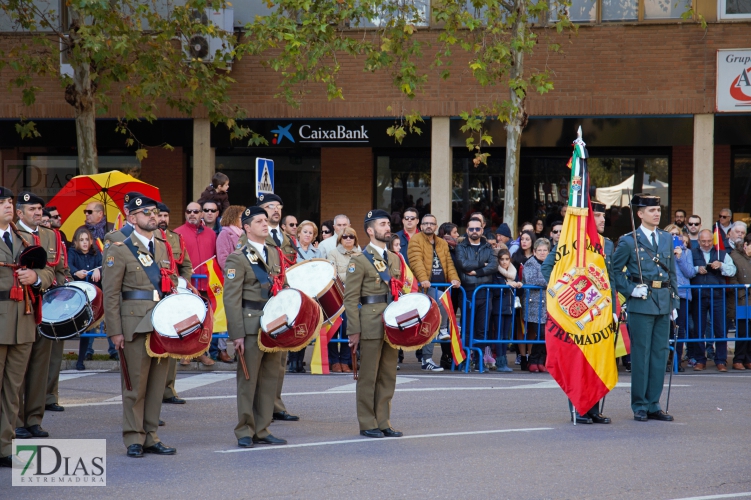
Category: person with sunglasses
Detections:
[
  {"x1": 686, "y1": 215, "x2": 702, "y2": 242},
  {"x1": 320, "y1": 220, "x2": 334, "y2": 242},
  {"x1": 81, "y1": 201, "x2": 114, "y2": 242},
  {"x1": 43, "y1": 206, "x2": 68, "y2": 247},
  {"x1": 717, "y1": 208, "x2": 733, "y2": 238},
  {"x1": 395, "y1": 207, "x2": 420, "y2": 266},
  {"x1": 549, "y1": 221, "x2": 563, "y2": 246},
  {"x1": 202, "y1": 201, "x2": 222, "y2": 237},
  {"x1": 281, "y1": 215, "x2": 298, "y2": 240}
]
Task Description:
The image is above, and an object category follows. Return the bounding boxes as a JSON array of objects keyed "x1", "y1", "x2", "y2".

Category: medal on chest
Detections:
[
  {"x1": 374, "y1": 260, "x2": 386, "y2": 272},
  {"x1": 138, "y1": 253, "x2": 154, "y2": 267},
  {"x1": 247, "y1": 252, "x2": 258, "y2": 264}
]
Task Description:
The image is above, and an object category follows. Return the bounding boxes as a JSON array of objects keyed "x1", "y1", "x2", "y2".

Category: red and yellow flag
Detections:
[
  {"x1": 439, "y1": 289, "x2": 466, "y2": 366},
  {"x1": 95, "y1": 238, "x2": 104, "y2": 253},
  {"x1": 713, "y1": 223, "x2": 726, "y2": 251},
  {"x1": 114, "y1": 212, "x2": 124, "y2": 231},
  {"x1": 310, "y1": 315, "x2": 343, "y2": 375},
  {"x1": 545, "y1": 129, "x2": 618, "y2": 413},
  {"x1": 397, "y1": 253, "x2": 419, "y2": 294},
  {"x1": 205, "y1": 257, "x2": 227, "y2": 332}
]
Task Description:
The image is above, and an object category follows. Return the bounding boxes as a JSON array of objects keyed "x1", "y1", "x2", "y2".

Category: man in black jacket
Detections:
[{"x1": 455, "y1": 217, "x2": 498, "y2": 363}]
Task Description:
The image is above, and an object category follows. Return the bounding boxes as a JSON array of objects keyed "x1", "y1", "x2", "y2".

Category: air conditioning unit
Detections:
[
  {"x1": 60, "y1": 36, "x2": 73, "y2": 77},
  {"x1": 183, "y1": 8, "x2": 234, "y2": 67}
]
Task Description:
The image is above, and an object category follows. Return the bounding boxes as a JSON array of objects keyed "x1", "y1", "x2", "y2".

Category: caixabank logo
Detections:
[
  {"x1": 12, "y1": 439, "x2": 106, "y2": 486},
  {"x1": 717, "y1": 50, "x2": 751, "y2": 112},
  {"x1": 270, "y1": 122, "x2": 370, "y2": 144}
]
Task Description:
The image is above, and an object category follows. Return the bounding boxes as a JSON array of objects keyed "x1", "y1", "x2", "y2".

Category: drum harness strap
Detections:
[
  {"x1": 242, "y1": 246, "x2": 273, "y2": 300},
  {"x1": 123, "y1": 237, "x2": 173, "y2": 299}
]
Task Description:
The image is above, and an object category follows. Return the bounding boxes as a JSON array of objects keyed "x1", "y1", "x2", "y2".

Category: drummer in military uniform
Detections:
[
  {"x1": 253, "y1": 194, "x2": 299, "y2": 422},
  {"x1": 156, "y1": 202, "x2": 193, "y2": 406},
  {"x1": 15, "y1": 191, "x2": 71, "y2": 439},
  {"x1": 344, "y1": 209, "x2": 403, "y2": 438},
  {"x1": 0, "y1": 187, "x2": 55, "y2": 467},
  {"x1": 224, "y1": 206, "x2": 287, "y2": 447},
  {"x1": 612, "y1": 194, "x2": 679, "y2": 422},
  {"x1": 102, "y1": 194, "x2": 178, "y2": 457}
]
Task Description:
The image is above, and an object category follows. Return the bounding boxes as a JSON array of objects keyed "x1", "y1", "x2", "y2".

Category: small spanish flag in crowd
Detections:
[
  {"x1": 310, "y1": 315, "x2": 344, "y2": 375},
  {"x1": 439, "y1": 289, "x2": 466, "y2": 366},
  {"x1": 713, "y1": 222, "x2": 726, "y2": 251},
  {"x1": 398, "y1": 254, "x2": 419, "y2": 294},
  {"x1": 95, "y1": 238, "x2": 104, "y2": 253},
  {"x1": 114, "y1": 212, "x2": 124, "y2": 231},
  {"x1": 205, "y1": 257, "x2": 227, "y2": 332}
]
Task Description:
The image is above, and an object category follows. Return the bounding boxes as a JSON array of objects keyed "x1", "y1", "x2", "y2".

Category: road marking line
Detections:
[
  {"x1": 328, "y1": 376, "x2": 418, "y2": 392},
  {"x1": 175, "y1": 373, "x2": 236, "y2": 393},
  {"x1": 59, "y1": 370, "x2": 109, "y2": 382},
  {"x1": 668, "y1": 492, "x2": 751, "y2": 500},
  {"x1": 215, "y1": 427, "x2": 553, "y2": 453}
]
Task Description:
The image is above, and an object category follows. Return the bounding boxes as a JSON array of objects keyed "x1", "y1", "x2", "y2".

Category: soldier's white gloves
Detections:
[
  {"x1": 631, "y1": 284, "x2": 648, "y2": 298},
  {"x1": 670, "y1": 309, "x2": 678, "y2": 321}
]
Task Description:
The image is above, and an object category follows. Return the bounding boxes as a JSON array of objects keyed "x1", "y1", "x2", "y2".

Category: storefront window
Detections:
[
  {"x1": 212, "y1": 149, "x2": 321, "y2": 223},
  {"x1": 731, "y1": 153, "x2": 751, "y2": 219},
  {"x1": 719, "y1": 0, "x2": 751, "y2": 19},
  {"x1": 375, "y1": 149, "x2": 430, "y2": 230}
]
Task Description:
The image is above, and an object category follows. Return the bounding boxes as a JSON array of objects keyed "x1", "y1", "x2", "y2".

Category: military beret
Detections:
[
  {"x1": 0, "y1": 186, "x2": 13, "y2": 200},
  {"x1": 365, "y1": 209, "x2": 390, "y2": 224},
  {"x1": 256, "y1": 193, "x2": 283, "y2": 206},
  {"x1": 125, "y1": 194, "x2": 158, "y2": 213},
  {"x1": 631, "y1": 193, "x2": 660, "y2": 208},
  {"x1": 241, "y1": 206, "x2": 267, "y2": 225},
  {"x1": 496, "y1": 223, "x2": 512, "y2": 238},
  {"x1": 157, "y1": 202, "x2": 170, "y2": 214},
  {"x1": 17, "y1": 191, "x2": 45, "y2": 207},
  {"x1": 591, "y1": 201, "x2": 606, "y2": 214}
]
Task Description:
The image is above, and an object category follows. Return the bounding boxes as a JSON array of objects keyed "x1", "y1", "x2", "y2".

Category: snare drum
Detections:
[
  {"x1": 382, "y1": 293, "x2": 441, "y2": 351},
  {"x1": 259, "y1": 288, "x2": 323, "y2": 352},
  {"x1": 67, "y1": 281, "x2": 104, "y2": 329},
  {"x1": 176, "y1": 277, "x2": 193, "y2": 294},
  {"x1": 147, "y1": 293, "x2": 213, "y2": 358},
  {"x1": 38, "y1": 286, "x2": 93, "y2": 340},
  {"x1": 285, "y1": 259, "x2": 344, "y2": 320}
]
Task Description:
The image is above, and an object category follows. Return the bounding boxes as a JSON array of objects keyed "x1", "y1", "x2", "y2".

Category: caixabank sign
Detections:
[
  {"x1": 717, "y1": 49, "x2": 751, "y2": 112},
  {"x1": 12, "y1": 439, "x2": 106, "y2": 486}
]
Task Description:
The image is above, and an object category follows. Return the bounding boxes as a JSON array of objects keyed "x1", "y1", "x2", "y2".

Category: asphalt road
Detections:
[{"x1": 4, "y1": 360, "x2": 751, "y2": 499}]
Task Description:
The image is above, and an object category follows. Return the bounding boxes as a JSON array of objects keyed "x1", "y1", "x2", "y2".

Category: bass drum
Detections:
[
  {"x1": 284, "y1": 259, "x2": 344, "y2": 320},
  {"x1": 147, "y1": 293, "x2": 213, "y2": 359},
  {"x1": 259, "y1": 288, "x2": 323, "y2": 352},
  {"x1": 382, "y1": 293, "x2": 441, "y2": 351},
  {"x1": 38, "y1": 286, "x2": 93, "y2": 340},
  {"x1": 67, "y1": 281, "x2": 104, "y2": 329}
]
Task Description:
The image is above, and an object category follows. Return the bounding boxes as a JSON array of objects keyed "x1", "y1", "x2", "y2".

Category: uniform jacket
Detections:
[
  {"x1": 17, "y1": 224, "x2": 71, "y2": 286},
  {"x1": 0, "y1": 229, "x2": 55, "y2": 344},
  {"x1": 407, "y1": 232, "x2": 459, "y2": 285},
  {"x1": 239, "y1": 229, "x2": 297, "y2": 268},
  {"x1": 173, "y1": 221, "x2": 216, "y2": 291},
  {"x1": 223, "y1": 242, "x2": 281, "y2": 341},
  {"x1": 102, "y1": 233, "x2": 177, "y2": 341},
  {"x1": 344, "y1": 245, "x2": 402, "y2": 339},
  {"x1": 329, "y1": 244, "x2": 362, "y2": 282},
  {"x1": 612, "y1": 227, "x2": 679, "y2": 315},
  {"x1": 454, "y1": 237, "x2": 497, "y2": 288},
  {"x1": 164, "y1": 229, "x2": 193, "y2": 281}
]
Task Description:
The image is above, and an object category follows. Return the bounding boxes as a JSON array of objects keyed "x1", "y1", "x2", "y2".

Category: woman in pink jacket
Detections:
[{"x1": 216, "y1": 205, "x2": 246, "y2": 270}]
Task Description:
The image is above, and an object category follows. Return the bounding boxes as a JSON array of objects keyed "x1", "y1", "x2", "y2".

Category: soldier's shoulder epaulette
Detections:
[{"x1": 113, "y1": 241, "x2": 124, "y2": 246}]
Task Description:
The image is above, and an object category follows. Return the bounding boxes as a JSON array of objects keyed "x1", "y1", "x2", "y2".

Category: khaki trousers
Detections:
[
  {"x1": 45, "y1": 338, "x2": 65, "y2": 405},
  {"x1": 162, "y1": 357, "x2": 178, "y2": 400},
  {"x1": 120, "y1": 334, "x2": 169, "y2": 447},
  {"x1": 274, "y1": 352, "x2": 287, "y2": 413},
  {"x1": 356, "y1": 338, "x2": 398, "y2": 431},
  {"x1": 18, "y1": 336, "x2": 52, "y2": 428},
  {"x1": 235, "y1": 336, "x2": 281, "y2": 440},
  {"x1": 0, "y1": 343, "x2": 32, "y2": 457}
]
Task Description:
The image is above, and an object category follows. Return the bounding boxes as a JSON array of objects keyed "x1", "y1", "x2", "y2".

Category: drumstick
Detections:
[
  {"x1": 238, "y1": 351, "x2": 250, "y2": 381},
  {"x1": 118, "y1": 346, "x2": 132, "y2": 391}
]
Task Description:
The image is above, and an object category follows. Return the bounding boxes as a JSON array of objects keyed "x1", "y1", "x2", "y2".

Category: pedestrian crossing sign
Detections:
[{"x1": 256, "y1": 158, "x2": 274, "y2": 197}]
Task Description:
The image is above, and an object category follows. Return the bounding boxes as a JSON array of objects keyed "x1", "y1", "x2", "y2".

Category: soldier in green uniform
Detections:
[
  {"x1": 224, "y1": 206, "x2": 287, "y2": 447},
  {"x1": 612, "y1": 194, "x2": 679, "y2": 422},
  {"x1": 542, "y1": 201, "x2": 616, "y2": 424},
  {"x1": 15, "y1": 192, "x2": 71, "y2": 439},
  {"x1": 156, "y1": 202, "x2": 193, "y2": 406},
  {"x1": 0, "y1": 187, "x2": 55, "y2": 467},
  {"x1": 103, "y1": 194, "x2": 178, "y2": 457},
  {"x1": 345, "y1": 209, "x2": 403, "y2": 438},
  {"x1": 253, "y1": 194, "x2": 299, "y2": 422}
]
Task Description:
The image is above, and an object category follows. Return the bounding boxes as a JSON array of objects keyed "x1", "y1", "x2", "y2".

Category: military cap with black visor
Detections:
[
  {"x1": 16, "y1": 191, "x2": 45, "y2": 207},
  {"x1": 0, "y1": 186, "x2": 13, "y2": 200},
  {"x1": 242, "y1": 206, "x2": 268, "y2": 225},
  {"x1": 256, "y1": 193, "x2": 283, "y2": 206}
]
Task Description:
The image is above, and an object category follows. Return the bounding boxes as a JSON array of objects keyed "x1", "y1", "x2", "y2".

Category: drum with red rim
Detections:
[
  {"x1": 284, "y1": 259, "x2": 344, "y2": 320},
  {"x1": 383, "y1": 293, "x2": 441, "y2": 351},
  {"x1": 67, "y1": 281, "x2": 104, "y2": 328},
  {"x1": 148, "y1": 293, "x2": 213, "y2": 358},
  {"x1": 259, "y1": 288, "x2": 322, "y2": 352}
]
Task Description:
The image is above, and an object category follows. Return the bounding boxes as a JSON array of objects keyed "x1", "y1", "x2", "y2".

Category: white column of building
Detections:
[
  {"x1": 693, "y1": 114, "x2": 714, "y2": 226},
  {"x1": 431, "y1": 117, "x2": 452, "y2": 225},
  {"x1": 193, "y1": 118, "x2": 214, "y2": 202}
]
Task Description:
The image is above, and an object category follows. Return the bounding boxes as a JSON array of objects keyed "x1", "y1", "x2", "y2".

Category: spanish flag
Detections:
[
  {"x1": 205, "y1": 258, "x2": 227, "y2": 332},
  {"x1": 439, "y1": 288, "x2": 466, "y2": 365},
  {"x1": 397, "y1": 253, "x2": 419, "y2": 294},
  {"x1": 713, "y1": 222, "x2": 726, "y2": 252},
  {"x1": 114, "y1": 212, "x2": 124, "y2": 231},
  {"x1": 545, "y1": 128, "x2": 618, "y2": 413},
  {"x1": 310, "y1": 315, "x2": 343, "y2": 375},
  {"x1": 95, "y1": 238, "x2": 104, "y2": 253}
]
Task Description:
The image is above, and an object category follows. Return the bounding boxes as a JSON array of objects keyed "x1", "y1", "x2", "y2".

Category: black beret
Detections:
[
  {"x1": 0, "y1": 186, "x2": 13, "y2": 200},
  {"x1": 157, "y1": 202, "x2": 170, "y2": 213},
  {"x1": 631, "y1": 193, "x2": 661, "y2": 208},
  {"x1": 17, "y1": 191, "x2": 45, "y2": 207},
  {"x1": 241, "y1": 206, "x2": 267, "y2": 225},
  {"x1": 256, "y1": 193, "x2": 283, "y2": 206},
  {"x1": 591, "y1": 201, "x2": 606, "y2": 214},
  {"x1": 365, "y1": 209, "x2": 390, "y2": 224},
  {"x1": 125, "y1": 194, "x2": 158, "y2": 213}
]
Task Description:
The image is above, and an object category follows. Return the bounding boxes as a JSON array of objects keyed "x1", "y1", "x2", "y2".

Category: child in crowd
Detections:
[
  {"x1": 492, "y1": 249, "x2": 521, "y2": 372},
  {"x1": 68, "y1": 227, "x2": 102, "y2": 371},
  {"x1": 197, "y1": 172, "x2": 230, "y2": 214}
]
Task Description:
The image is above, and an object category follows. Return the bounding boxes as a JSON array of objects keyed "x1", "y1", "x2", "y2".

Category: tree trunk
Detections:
[
  {"x1": 67, "y1": 8, "x2": 98, "y2": 175},
  {"x1": 502, "y1": 2, "x2": 528, "y2": 236}
]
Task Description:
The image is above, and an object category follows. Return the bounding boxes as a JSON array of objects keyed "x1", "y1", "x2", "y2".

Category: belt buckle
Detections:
[{"x1": 652, "y1": 281, "x2": 662, "y2": 289}]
